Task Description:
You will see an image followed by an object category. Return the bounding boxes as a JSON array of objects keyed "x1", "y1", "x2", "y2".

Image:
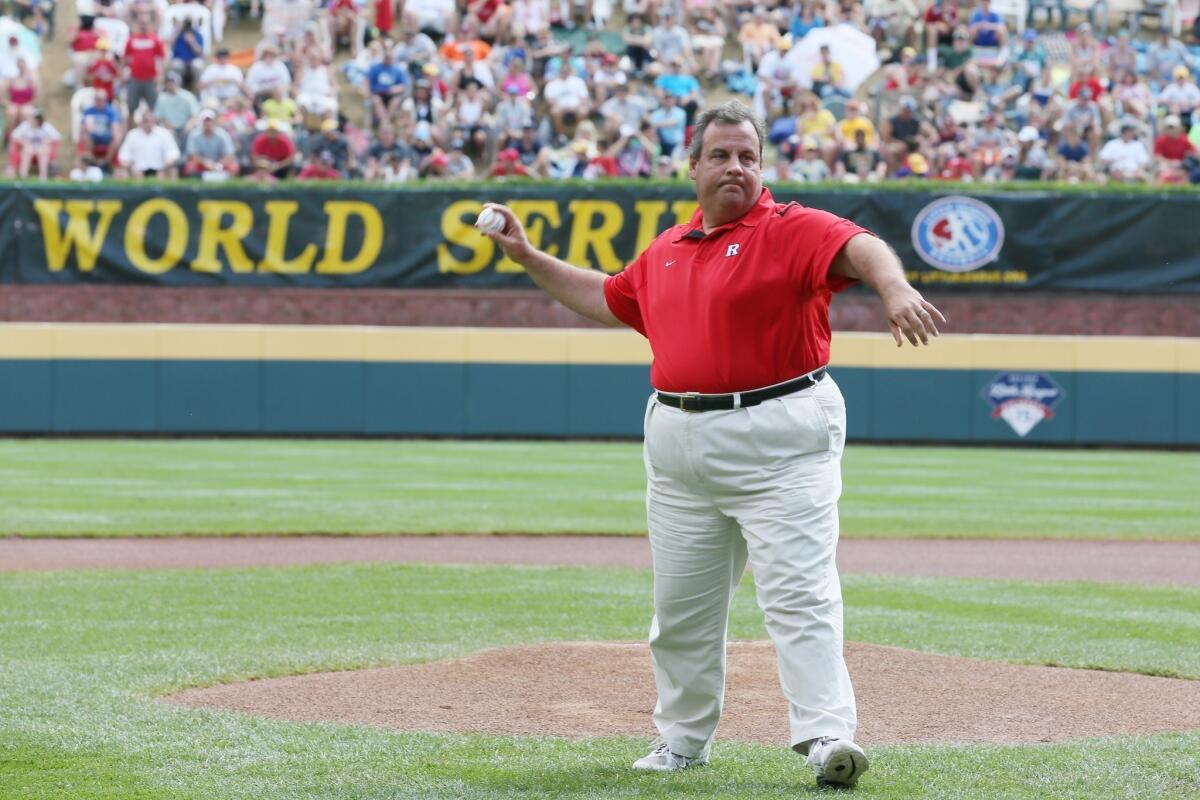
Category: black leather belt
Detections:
[{"x1": 656, "y1": 369, "x2": 827, "y2": 412}]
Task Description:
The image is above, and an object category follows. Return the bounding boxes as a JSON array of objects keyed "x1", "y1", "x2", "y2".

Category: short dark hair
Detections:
[{"x1": 688, "y1": 100, "x2": 766, "y2": 163}]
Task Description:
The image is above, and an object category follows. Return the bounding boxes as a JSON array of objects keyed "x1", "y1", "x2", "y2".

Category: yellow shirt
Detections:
[
  {"x1": 839, "y1": 116, "x2": 876, "y2": 147},
  {"x1": 739, "y1": 21, "x2": 780, "y2": 47},
  {"x1": 262, "y1": 98, "x2": 297, "y2": 124},
  {"x1": 799, "y1": 109, "x2": 837, "y2": 141},
  {"x1": 811, "y1": 61, "x2": 844, "y2": 88}
]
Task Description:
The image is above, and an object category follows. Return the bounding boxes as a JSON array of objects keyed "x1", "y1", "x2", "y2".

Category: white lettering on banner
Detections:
[{"x1": 726, "y1": 244, "x2": 740, "y2": 257}]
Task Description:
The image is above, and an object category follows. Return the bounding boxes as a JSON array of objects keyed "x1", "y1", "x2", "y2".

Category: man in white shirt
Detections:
[
  {"x1": 199, "y1": 47, "x2": 245, "y2": 104},
  {"x1": 10, "y1": 109, "x2": 61, "y2": 179},
  {"x1": 1098, "y1": 122, "x2": 1150, "y2": 182},
  {"x1": 543, "y1": 59, "x2": 590, "y2": 134},
  {"x1": 244, "y1": 44, "x2": 292, "y2": 105},
  {"x1": 118, "y1": 111, "x2": 182, "y2": 178},
  {"x1": 1158, "y1": 66, "x2": 1200, "y2": 127}
]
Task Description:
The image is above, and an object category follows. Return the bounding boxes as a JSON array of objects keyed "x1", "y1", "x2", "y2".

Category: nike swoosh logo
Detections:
[{"x1": 665, "y1": 260, "x2": 677, "y2": 268}]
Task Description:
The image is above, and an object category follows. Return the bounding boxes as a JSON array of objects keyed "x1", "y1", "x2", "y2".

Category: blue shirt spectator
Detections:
[
  {"x1": 368, "y1": 59, "x2": 409, "y2": 97},
  {"x1": 655, "y1": 70, "x2": 702, "y2": 100},
  {"x1": 650, "y1": 97, "x2": 687, "y2": 150},
  {"x1": 82, "y1": 101, "x2": 120, "y2": 145},
  {"x1": 968, "y1": 1, "x2": 1005, "y2": 48}
]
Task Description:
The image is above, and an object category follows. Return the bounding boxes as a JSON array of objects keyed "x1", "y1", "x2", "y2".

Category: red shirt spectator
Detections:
[
  {"x1": 299, "y1": 160, "x2": 343, "y2": 180},
  {"x1": 1068, "y1": 75, "x2": 1105, "y2": 99},
  {"x1": 936, "y1": 151, "x2": 974, "y2": 180},
  {"x1": 72, "y1": 27, "x2": 100, "y2": 53},
  {"x1": 124, "y1": 32, "x2": 166, "y2": 81},
  {"x1": 87, "y1": 53, "x2": 120, "y2": 98},
  {"x1": 1154, "y1": 131, "x2": 1196, "y2": 161},
  {"x1": 251, "y1": 128, "x2": 297, "y2": 164}
]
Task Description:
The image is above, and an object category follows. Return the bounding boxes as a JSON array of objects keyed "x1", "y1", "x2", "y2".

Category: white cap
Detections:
[{"x1": 1017, "y1": 125, "x2": 1039, "y2": 143}]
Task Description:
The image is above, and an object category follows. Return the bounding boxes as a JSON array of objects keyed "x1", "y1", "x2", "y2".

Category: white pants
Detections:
[{"x1": 642, "y1": 375, "x2": 856, "y2": 758}]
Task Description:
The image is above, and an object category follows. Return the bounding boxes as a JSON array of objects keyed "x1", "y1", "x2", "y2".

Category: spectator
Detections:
[
  {"x1": 366, "y1": 47, "x2": 409, "y2": 124},
  {"x1": 488, "y1": 146, "x2": 530, "y2": 178},
  {"x1": 494, "y1": 84, "x2": 535, "y2": 140},
  {"x1": 623, "y1": 13, "x2": 653, "y2": 76},
  {"x1": 810, "y1": 44, "x2": 845, "y2": 99},
  {"x1": 1099, "y1": 120, "x2": 1150, "y2": 182},
  {"x1": 499, "y1": 57, "x2": 534, "y2": 97},
  {"x1": 363, "y1": 123, "x2": 411, "y2": 179},
  {"x1": 1063, "y1": 85, "x2": 1103, "y2": 154},
  {"x1": 261, "y1": 84, "x2": 300, "y2": 132},
  {"x1": 789, "y1": 0, "x2": 825, "y2": 40},
  {"x1": 838, "y1": 100, "x2": 877, "y2": 148},
  {"x1": 793, "y1": 136, "x2": 832, "y2": 181},
  {"x1": 327, "y1": 0, "x2": 363, "y2": 54},
  {"x1": 301, "y1": 117, "x2": 355, "y2": 176},
  {"x1": 250, "y1": 118, "x2": 298, "y2": 178},
  {"x1": 654, "y1": 56, "x2": 703, "y2": 124},
  {"x1": 1055, "y1": 124, "x2": 1093, "y2": 182},
  {"x1": 649, "y1": 91, "x2": 687, "y2": 154},
  {"x1": 1145, "y1": 29, "x2": 1193, "y2": 85},
  {"x1": 404, "y1": 0, "x2": 458, "y2": 40},
  {"x1": 754, "y1": 34, "x2": 801, "y2": 118},
  {"x1": 1011, "y1": 29, "x2": 1044, "y2": 92},
  {"x1": 118, "y1": 111, "x2": 181, "y2": 179},
  {"x1": 5, "y1": 57, "x2": 39, "y2": 126},
  {"x1": 600, "y1": 81, "x2": 651, "y2": 138},
  {"x1": 220, "y1": 95, "x2": 259, "y2": 140},
  {"x1": 1069, "y1": 22, "x2": 1101, "y2": 73},
  {"x1": 10, "y1": 109, "x2": 59, "y2": 179},
  {"x1": 295, "y1": 51, "x2": 339, "y2": 119},
  {"x1": 394, "y1": 26, "x2": 438, "y2": 70},
  {"x1": 882, "y1": 96, "x2": 930, "y2": 171},
  {"x1": 935, "y1": 141, "x2": 975, "y2": 180},
  {"x1": 508, "y1": 122, "x2": 548, "y2": 175},
  {"x1": 739, "y1": 6, "x2": 779, "y2": 71},
  {"x1": 510, "y1": 0, "x2": 550, "y2": 39},
  {"x1": 543, "y1": 60, "x2": 591, "y2": 135},
  {"x1": 924, "y1": 0, "x2": 962, "y2": 68},
  {"x1": 154, "y1": 72, "x2": 200, "y2": 141},
  {"x1": 592, "y1": 52, "x2": 628, "y2": 105},
  {"x1": 1112, "y1": 70, "x2": 1151, "y2": 121},
  {"x1": 86, "y1": 39, "x2": 120, "y2": 101},
  {"x1": 1105, "y1": 31, "x2": 1138, "y2": 77},
  {"x1": 1153, "y1": 114, "x2": 1195, "y2": 182},
  {"x1": 454, "y1": 46, "x2": 495, "y2": 92},
  {"x1": 299, "y1": 150, "x2": 343, "y2": 179},
  {"x1": 245, "y1": 44, "x2": 292, "y2": 107},
  {"x1": 183, "y1": 109, "x2": 239, "y2": 177},
  {"x1": 794, "y1": 91, "x2": 839, "y2": 165},
  {"x1": 199, "y1": 48, "x2": 245, "y2": 106},
  {"x1": 1015, "y1": 125, "x2": 1049, "y2": 179},
  {"x1": 652, "y1": 8, "x2": 694, "y2": 68},
  {"x1": 170, "y1": 17, "x2": 205, "y2": 89},
  {"x1": 78, "y1": 90, "x2": 122, "y2": 174},
  {"x1": 1159, "y1": 67, "x2": 1200, "y2": 128},
  {"x1": 867, "y1": 0, "x2": 919, "y2": 53},
  {"x1": 68, "y1": 17, "x2": 102, "y2": 87},
  {"x1": 400, "y1": 80, "x2": 447, "y2": 138},
  {"x1": 970, "y1": 111, "x2": 1012, "y2": 178},
  {"x1": 449, "y1": 79, "x2": 495, "y2": 156},
  {"x1": 688, "y1": 4, "x2": 727, "y2": 82},
  {"x1": 836, "y1": 128, "x2": 886, "y2": 181},
  {"x1": 604, "y1": 123, "x2": 654, "y2": 177},
  {"x1": 124, "y1": 18, "x2": 167, "y2": 117},
  {"x1": 443, "y1": 135, "x2": 476, "y2": 178},
  {"x1": 967, "y1": 0, "x2": 1008, "y2": 67}
]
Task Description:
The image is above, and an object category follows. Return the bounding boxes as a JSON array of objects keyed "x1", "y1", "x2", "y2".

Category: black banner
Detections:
[{"x1": 4, "y1": 183, "x2": 1200, "y2": 292}]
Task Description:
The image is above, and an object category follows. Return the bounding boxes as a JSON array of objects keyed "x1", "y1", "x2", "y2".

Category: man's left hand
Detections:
[{"x1": 881, "y1": 284, "x2": 945, "y2": 346}]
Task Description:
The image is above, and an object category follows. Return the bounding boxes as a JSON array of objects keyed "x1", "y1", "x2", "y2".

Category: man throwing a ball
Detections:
[{"x1": 480, "y1": 100, "x2": 944, "y2": 789}]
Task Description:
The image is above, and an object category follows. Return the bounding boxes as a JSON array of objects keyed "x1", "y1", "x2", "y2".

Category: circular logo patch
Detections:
[{"x1": 911, "y1": 196, "x2": 1005, "y2": 272}]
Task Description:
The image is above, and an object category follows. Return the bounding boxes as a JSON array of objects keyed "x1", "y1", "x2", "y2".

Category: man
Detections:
[
  {"x1": 117, "y1": 111, "x2": 181, "y2": 178},
  {"x1": 78, "y1": 90, "x2": 122, "y2": 173},
  {"x1": 543, "y1": 60, "x2": 590, "y2": 135},
  {"x1": 1099, "y1": 121, "x2": 1150, "y2": 182},
  {"x1": 477, "y1": 100, "x2": 943, "y2": 790},
  {"x1": 250, "y1": 118, "x2": 297, "y2": 179},
  {"x1": 153, "y1": 72, "x2": 199, "y2": 141},
  {"x1": 183, "y1": 108, "x2": 239, "y2": 177},
  {"x1": 11, "y1": 109, "x2": 61, "y2": 179},
  {"x1": 199, "y1": 47, "x2": 244, "y2": 105},
  {"x1": 245, "y1": 44, "x2": 292, "y2": 107},
  {"x1": 366, "y1": 47, "x2": 409, "y2": 123},
  {"x1": 124, "y1": 17, "x2": 166, "y2": 116},
  {"x1": 1158, "y1": 66, "x2": 1200, "y2": 128}
]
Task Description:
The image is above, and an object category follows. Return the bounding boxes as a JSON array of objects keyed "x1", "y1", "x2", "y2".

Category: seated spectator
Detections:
[
  {"x1": 981, "y1": 145, "x2": 1016, "y2": 182},
  {"x1": 510, "y1": 0, "x2": 550, "y2": 39},
  {"x1": 499, "y1": 57, "x2": 534, "y2": 98},
  {"x1": 404, "y1": 0, "x2": 457, "y2": 40},
  {"x1": 154, "y1": 72, "x2": 200, "y2": 141},
  {"x1": 882, "y1": 46, "x2": 921, "y2": 93},
  {"x1": 366, "y1": 47, "x2": 409, "y2": 124},
  {"x1": 1153, "y1": 115, "x2": 1195, "y2": 182},
  {"x1": 652, "y1": 8, "x2": 695, "y2": 69},
  {"x1": 250, "y1": 118, "x2": 297, "y2": 178},
  {"x1": 793, "y1": 136, "x2": 832, "y2": 181},
  {"x1": 295, "y1": 51, "x2": 339, "y2": 120},
  {"x1": 623, "y1": 13, "x2": 653, "y2": 76},
  {"x1": 1145, "y1": 29, "x2": 1194, "y2": 85},
  {"x1": 544, "y1": 60, "x2": 591, "y2": 135},
  {"x1": 1112, "y1": 70, "x2": 1150, "y2": 121},
  {"x1": 299, "y1": 150, "x2": 343, "y2": 179},
  {"x1": 327, "y1": 0, "x2": 363, "y2": 54},
  {"x1": 739, "y1": 6, "x2": 779, "y2": 70},
  {"x1": 649, "y1": 92, "x2": 688, "y2": 155},
  {"x1": 443, "y1": 135, "x2": 476, "y2": 178},
  {"x1": 440, "y1": 20, "x2": 491, "y2": 63},
  {"x1": 967, "y1": 0, "x2": 1008, "y2": 65},
  {"x1": 259, "y1": 85, "x2": 298, "y2": 134},
  {"x1": 592, "y1": 52, "x2": 628, "y2": 105},
  {"x1": 399, "y1": 80, "x2": 447, "y2": 137},
  {"x1": 1069, "y1": 22, "x2": 1101, "y2": 74},
  {"x1": 78, "y1": 91, "x2": 122, "y2": 173},
  {"x1": 464, "y1": 0, "x2": 510, "y2": 41},
  {"x1": 603, "y1": 123, "x2": 654, "y2": 177},
  {"x1": 754, "y1": 34, "x2": 801, "y2": 118},
  {"x1": 836, "y1": 128, "x2": 886, "y2": 182},
  {"x1": 1055, "y1": 125, "x2": 1093, "y2": 183},
  {"x1": 896, "y1": 144, "x2": 932, "y2": 179},
  {"x1": 1105, "y1": 31, "x2": 1138, "y2": 77},
  {"x1": 1159, "y1": 67, "x2": 1200, "y2": 129},
  {"x1": 924, "y1": 0, "x2": 962, "y2": 68},
  {"x1": 1011, "y1": 30, "x2": 1044, "y2": 93},
  {"x1": 488, "y1": 146, "x2": 530, "y2": 179},
  {"x1": 688, "y1": 4, "x2": 727, "y2": 82},
  {"x1": 68, "y1": 17, "x2": 102, "y2": 88},
  {"x1": 199, "y1": 48, "x2": 245, "y2": 106},
  {"x1": 837, "y1": 100, "x2": 877, "y2": 149},
  {"x1": 494, "y1": 84, "x2": 535, "y2": 140},
  {"x1": 1063, "y1": 86, "x2": 1102, "y2": 154},
  {"x1": 790, "y1": 0, "x2": 825, "y2": 40},
  {"x1": 867, "y1": 0, "x2": 919, "y2": 53},
  {"x1": 449, "y1": 79, "x2": 494, "y2": 150},
  {"x1": 794, "y1": 91, "x2": 838, "y2": 165},
  {"x1": 245, "y1": 44, "x2": 292, "y2": 107},
  {"x1": 363, "y1": 123, "x2": 411, "y2": 179},
  {"x1": 1015, "y1": 125, "x2": 1049, "y2": 180},
  {"x1": 600, "y1": 82, "x2": 651, "y2": 139},
  {"x1": 506, "y1": 122, "x2": 549, "y2": 176},
  {"x1": 810, "y1": 44, "x2": 846, "y2": 99},
  {"x1": 247, "y1": 158, "x2": 279, "y2": 183},
  {"x1": 454, "y1": 46, "x2": 495, "y2": 93},
  {"x1": 118, "y1": 111, "x2": 181, "y2": 179},
  {"x1": 970, "y1": 111, "x2": 1012, "y2": 178},
  {"x1": 1099, "y1": 121, "x2": 1150, "y2": 182},
  {"x1": 10, "y1": 109, "x2": 60, "y2": 179},
  {"x1": 301, "y1": 117, "x2": 355, "y2": 176},
  {"x1": 394, "y1": 26, "x2": 438, "y2": 72},
  {"x1": 882, "y1": 96, "x2": 931, "y2": 171},
  {"x1": 170, "y1": 17, "x2": 205, "y2": 89},
  {"x1": 220, "y1": 95, "x2": 259, "y2": 140},
  {"x1": 655, "y1": 56, "x2": 703, "y2": 125},
  {"x1": 934, "y1": 141, "x2": 975, "y2": 180},
  {"x1": 183, "y1": 109, "x2": 239, "y2": 177}
]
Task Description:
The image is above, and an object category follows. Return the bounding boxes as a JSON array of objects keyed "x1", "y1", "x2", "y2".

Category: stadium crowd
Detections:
[{"x1": 2, "y1": 0, "x2": 1199, "y2": 183}]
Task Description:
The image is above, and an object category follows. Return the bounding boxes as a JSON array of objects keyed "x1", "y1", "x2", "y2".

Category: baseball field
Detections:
[{"x1": 2, "y1": 438, "x2": 1199, "y2": 799}]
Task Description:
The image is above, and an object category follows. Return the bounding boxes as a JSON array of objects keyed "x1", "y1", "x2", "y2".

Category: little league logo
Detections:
[
  {"x1": 911, "y1": 196, "x2": 1005, "y2": 272},
  {"x1": 984, "y1": 373, "x2": 1064, "y2": 437}
]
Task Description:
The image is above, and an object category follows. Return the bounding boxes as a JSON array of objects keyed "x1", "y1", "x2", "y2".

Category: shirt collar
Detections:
[{"x1": 672, "y1": 187, "x2": 775, "y2": 242}]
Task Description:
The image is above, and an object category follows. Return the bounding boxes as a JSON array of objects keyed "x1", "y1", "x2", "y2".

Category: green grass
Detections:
[
  {"x1": 0, "y1": 439, "x2": 1196, "y2": 539},
  {"x1": 1, "y1": 563, "x2": 1198, "y2": 799}
]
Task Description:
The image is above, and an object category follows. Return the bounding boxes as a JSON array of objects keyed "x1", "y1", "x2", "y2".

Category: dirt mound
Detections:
[{"x1": 168, "y1": 641, "x2": 1200, "y2": 745}]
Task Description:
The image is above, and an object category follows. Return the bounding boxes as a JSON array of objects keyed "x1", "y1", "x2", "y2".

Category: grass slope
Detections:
[
  {"x1": 1, "y1": 564, "x2": 1199, "y2": 799},
  {"x1": 1, "y1": 439, "x2": 1197, "y2": 539}
]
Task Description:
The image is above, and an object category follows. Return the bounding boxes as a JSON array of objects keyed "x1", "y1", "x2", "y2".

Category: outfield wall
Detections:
[{"x1": 1, "y1": 323, "x2": 1197, "y2": 445}]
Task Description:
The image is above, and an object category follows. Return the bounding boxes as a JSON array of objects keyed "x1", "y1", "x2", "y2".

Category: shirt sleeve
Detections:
[
  {"x1": 788, "y1": 207, "x2": 873, "y2": 295},
  {"x1": 603, "y1": 252, "x2": 648, "y2": 336}
]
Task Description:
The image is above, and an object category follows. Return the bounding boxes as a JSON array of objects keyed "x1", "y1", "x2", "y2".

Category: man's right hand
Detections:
[{"x1": 480, "y1": 203, "x2": 535, "y2": 267}]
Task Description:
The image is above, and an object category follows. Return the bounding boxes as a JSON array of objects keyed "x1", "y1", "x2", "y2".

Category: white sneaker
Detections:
[
  {"x1": 632, "y1": 739, "x2": 708, "y2": 771},
  {"x1": 804, "y1": 736, "x2": 869, "y2": 788}
]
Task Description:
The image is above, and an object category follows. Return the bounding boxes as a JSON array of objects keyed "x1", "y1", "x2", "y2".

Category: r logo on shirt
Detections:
[{"x1": 725, "y1": 244, "x2": 740, "y2": 257}]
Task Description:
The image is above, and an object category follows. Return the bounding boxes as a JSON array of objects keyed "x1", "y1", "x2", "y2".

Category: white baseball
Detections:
[{"x1": 475, "y1": 207, "x2": 506, "y2": 235}]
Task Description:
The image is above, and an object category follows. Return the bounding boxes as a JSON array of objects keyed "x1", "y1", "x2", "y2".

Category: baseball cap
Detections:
[
  {"x1": 907, "y1": 152, "x2": 930, "y2": 175},
  {"x1": 778, "y1": 34, "x2": 793, "y2": 51},
  {"x1": 1022, "y1": 29, "x2": 1038, "y2": 42},
  {"x1": 321, "y1": 118, "x2": 338, "y2": 132},
  {"x1": 431, "y1": 151, "x2": 450, "y2": 168},
  {"x1": 216, "y1": 47, "x2": 230, "y2": 57},
  {"x1": 200, "y1": 108, "x2": 217, "y2": 120},
  {"x1": 900, "y1": 96, "x2": 918, "y2": 110},
  {"x1": 1173, "y1": 65, "x2": 1190, "y2": 79},
  {"x1": 1164, "y1": 114, "x2": 1182, "y2": 128},
  {"x1": 901, "y1": 46, "x2": 916, "y2": 58},
  {"x1": 166, "y1": 71, "x2": 182, "y2": 83}
]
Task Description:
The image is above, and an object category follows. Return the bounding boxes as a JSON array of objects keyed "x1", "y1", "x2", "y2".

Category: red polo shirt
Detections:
[{"x1": 604, "y1": 188, "x2": 867, "y2": 394}]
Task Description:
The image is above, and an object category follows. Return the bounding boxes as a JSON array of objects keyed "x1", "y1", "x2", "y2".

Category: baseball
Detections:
[{"x1": 475, "y1": 207, "x2": 506, "y2": 235}]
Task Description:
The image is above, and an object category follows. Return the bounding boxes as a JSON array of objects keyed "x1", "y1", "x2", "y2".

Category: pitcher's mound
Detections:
[{"x1": 168, "y1": 641, "x2": 1200, "y2": 745}]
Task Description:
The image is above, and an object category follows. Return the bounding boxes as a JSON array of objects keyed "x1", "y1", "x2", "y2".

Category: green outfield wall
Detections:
[{"x1": 1, "y1": 323, "x2": 1197, "y2": 445}]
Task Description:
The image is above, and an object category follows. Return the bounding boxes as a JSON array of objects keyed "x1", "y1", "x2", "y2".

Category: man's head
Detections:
[
  {"x1": 1163, "y1": 115, "x2": 1183, "y2": 135},
  {"x1": 216, "y1": 47, "x2": 230, "y2": 62},
  {"x1": 165, "y1": 72, "x2": 181, "y2": 91},
  {"x1": 1120, "y1": 121, "x2": 1138, "y2": 140},
  {"x1": 378, "y1": 123, "x2": 396, "y2": 144},
  {"x1": 201, "y1": 109, "x2": 216, "y2": 130},
  {"x1": 322, "y1": 118, "x2": 339, "y2": 137},
  {"x1": 92, "y1": 91, "x2": 109, "y2": 108},
  {"x1": 687, "y1": 101, "x2": 765, "y2": 225},
  {"x1": 140, "y1": 111, "x2": 156, "y2": 131}
]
